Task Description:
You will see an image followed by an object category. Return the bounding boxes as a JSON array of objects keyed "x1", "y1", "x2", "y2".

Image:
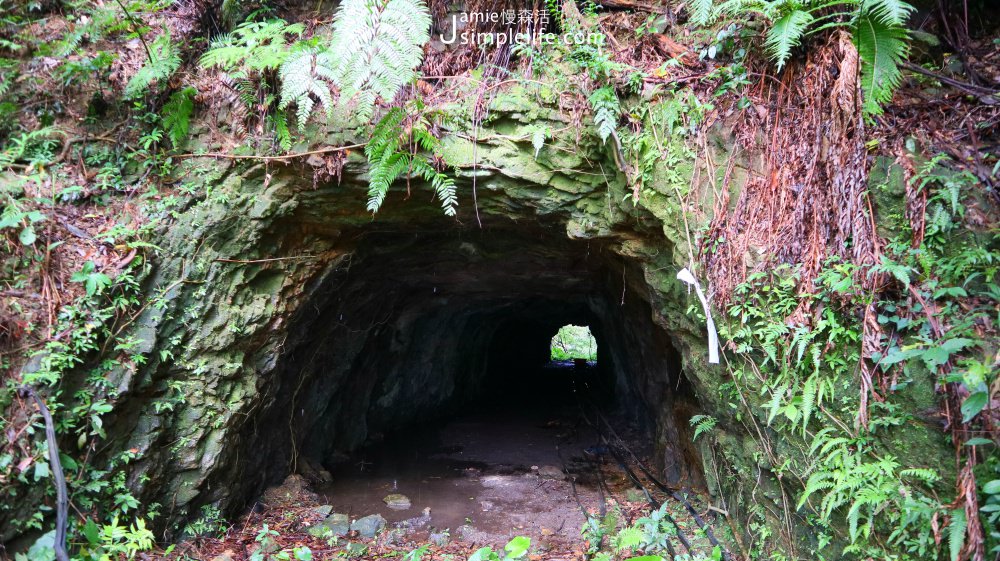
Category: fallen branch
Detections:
[
  {"x1": 174, "y1": 144, "x2": 366, "y2": 162},
  {"x1": 901, "y1": 61, "x2": 999, "y2": 97},
  {"x1": 213, "y1": 256, "x2": 318, "y2": 264}
]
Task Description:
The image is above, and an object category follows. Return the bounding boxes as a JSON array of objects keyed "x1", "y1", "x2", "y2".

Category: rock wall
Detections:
[{"x1": 9, "y1": 86, "x2": 956, "y2": 555}]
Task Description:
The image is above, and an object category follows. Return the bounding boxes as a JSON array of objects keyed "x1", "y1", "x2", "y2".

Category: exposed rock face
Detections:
[{"x1": 7, "y1": 88, "x2": 955, "y2": 555}]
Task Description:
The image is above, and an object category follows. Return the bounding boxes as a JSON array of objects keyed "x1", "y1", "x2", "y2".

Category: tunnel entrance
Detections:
[{"x1": 234, "y1": 220, "x2": 706, "y2": 545}]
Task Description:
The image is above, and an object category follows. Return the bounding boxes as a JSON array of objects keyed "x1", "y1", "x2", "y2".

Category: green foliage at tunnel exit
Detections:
[{"x1": 550, "y1": 325, "x2": 598, "y2": 362}]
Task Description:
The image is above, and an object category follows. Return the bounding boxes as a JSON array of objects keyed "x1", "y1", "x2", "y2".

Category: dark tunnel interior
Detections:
[{"x1": 227, "y1": 221, "x2": 707, "y2": 524}]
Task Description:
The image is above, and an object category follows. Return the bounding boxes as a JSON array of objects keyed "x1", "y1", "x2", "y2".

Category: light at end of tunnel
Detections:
[{"x1": 550, "y1": 324, "x2": 597, "y2": 362}]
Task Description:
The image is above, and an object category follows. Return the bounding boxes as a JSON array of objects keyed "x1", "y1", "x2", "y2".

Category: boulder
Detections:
[
  {"x1": 383, "y1": 493, "x2": 411, "y2": 510},
  {"x1": 350, "y1": 514, "x2": 386, "y2": 538},
  {"x1": 306, "y1": 513, "x2": 350, "y2": 538}
]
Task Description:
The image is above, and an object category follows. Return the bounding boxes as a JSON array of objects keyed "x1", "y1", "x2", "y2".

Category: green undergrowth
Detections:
[
  {"x1": 693, "y1": 156, "x2": 999, "y2": 559},
  {"x1": 1, "y1": 0, "x2": 997, "y2": 560}
]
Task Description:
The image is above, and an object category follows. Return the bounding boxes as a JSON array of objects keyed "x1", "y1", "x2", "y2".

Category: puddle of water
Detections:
[{"x1": 316, "y1": 405, "x2": 603, "y2": 545}]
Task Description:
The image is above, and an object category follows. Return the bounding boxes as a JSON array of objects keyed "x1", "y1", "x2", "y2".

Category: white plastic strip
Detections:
[{"x1": 677, "y1": 268, "x2": 719, "y2": 364}]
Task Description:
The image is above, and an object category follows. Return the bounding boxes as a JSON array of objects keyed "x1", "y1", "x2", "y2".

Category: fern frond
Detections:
[
  {"x1": 328, "y1": 0, "x2": 432, "y2": 120},
  {"x1": 854, "y1": 10, "x2": 910, "y2": 116},
  {"x1": 199, "y1": 19, "x2": 304, "y2": 73},
  {"x1": 279, "y1": 49, "x2": 336, "y2": 129},
  {"x1": 686, "y1": 0, "x2": 715, "y2": 26},
  {"x1": 161, "y1": 87, "x2": 197, "y2": 148},
  {"x1": 125, "y1": 31, "x2": 181, "y2": 98},
  {"x1": 765, "y1": 9, "x2": 813, "y2": 71},
  {"x1": 614, "y1": 526, "x2": 643, "y2": 552},
  {"x1": 861, "y1": 0, "x2": 914, "y2": 26},
  {"x1": 948, "y1": 508, "x2": 966, "y2": 561},
  {"x1": 588, "y1": 87, "x2": 620, "y2": 144},
  {"x1": 801, "y1": 374, "x2": 817, "y2": 430}
]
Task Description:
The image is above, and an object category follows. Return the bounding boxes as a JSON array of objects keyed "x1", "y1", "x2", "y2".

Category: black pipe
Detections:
[{"x1": 19, "y1": 386, "x2": 70, "y2": 561}]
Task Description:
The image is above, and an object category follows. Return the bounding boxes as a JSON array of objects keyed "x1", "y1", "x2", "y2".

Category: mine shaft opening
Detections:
[{"x1": 235, "y1": 222, "x2": 706, "y2": 544}]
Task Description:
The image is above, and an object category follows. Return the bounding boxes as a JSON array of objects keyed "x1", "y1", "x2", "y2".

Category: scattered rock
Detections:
[
  {"x1": 429, "y1": 531, "x2": 450, "y2": 546},
  {"x1": 383, "y1": 493, "x2": 411, "y2": 510},
  {"x1": 397, "y1": 507, "x2": 432, "y2": 531},
  {"x1": 457, "y1": 524, "x2": 476, "y2": 541},
  {"x1": 306, "y1": 513, "x2": 350, "y2": 537},
  {"x1": 536, "y1": 465, "x2": 565, "y2": 480},
  {"x1": 210, "y1": 550, "x2": 236, "y2": 561},
  {"x1": 479, "y1": 500, "x2": 494, "y2": 512},
  {"x1": 351, "y1": 514, "x2": 386, "y2": 538},
  {"x1": 311, "y1": 505, "x2": 334, "y2": 518}
]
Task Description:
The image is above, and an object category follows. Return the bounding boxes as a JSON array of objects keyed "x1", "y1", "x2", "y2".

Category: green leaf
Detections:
[
  {"x1": 468, "y1": 546, "x2": 498, "y2": 561},
  {"x1": 503, "y1": 536, "x2": 531, "y2": 559},
  {"x1": 19, "y1": 225, "x2": 36, "y2": 245},
  {"x1": 983, "y1": 480, "x2": 1000, "y2": 494},
  {"x1": 82, "y1": 519, "x2": 101, "y2": 545},
  {"x1": 965, "y1": 438, "x2": 994, "y2": 447},
  {"x1": 921, "y1": 338, "x2": 974, "y2": 368},
  {"x1": 961, "y1": 392, "x2": 988, "y2": 423},
  {"x1": 33, "y1": 460, "x2": 49, "y2": 481}
]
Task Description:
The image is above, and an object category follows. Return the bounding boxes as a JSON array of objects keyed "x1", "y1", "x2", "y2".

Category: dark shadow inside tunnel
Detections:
[{"x1": 222, "y1": 221, "x2": 707, "y2": 519}]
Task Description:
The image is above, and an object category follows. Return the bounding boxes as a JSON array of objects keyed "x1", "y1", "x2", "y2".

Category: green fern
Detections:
[
  {"x1": 328, "y1": 0, "x2": 432, "y2": 120},
  {"x1": 686, "y1": 0, "x2": 716, "y2": 26},
  {"x1": 161, "y1": 87, "x2": 197, "y2": 149},
  {"x1": 614, "y1": 526, "x2": 644, "y2": 552},
  {"x1": 124, "y1": 31, "x2": 181, "y2": 98},
  {"x1": 861, "y1": 0, "x2": 913, "y2": 26},
  {"x1": 854, "y1": 9, "x2": 911, "y2": 116},
  {"x1": 588, "y1": 86, "x2": 620, "y2": 144},
  {"x1": 690, "y1": 0, "x2": 914, "y2": 115},
  {"x1": 948, "y1": 508, "x2": 966, "y2": 561},
  {"x1": 199, "y1": 19, "x2": 305, "y2": 73},
  {"x1": 160, "y1": 87, "x2": 198, "y2": 148},
  {"x1": 366, "y1": 107, "x2": 413, "y2": 212},
  {"x1": 765, "y1": 9, "x2": 813, "y2": 71},
  {"x1": 279, "y1": 49, "x2": 336, "y2": 129},
  {"x1": 689, "y1": 414, "x2": 718, "y2": 441},
  {"x1": 364, "y1": 107, "x2": 457, "y2": 216}
]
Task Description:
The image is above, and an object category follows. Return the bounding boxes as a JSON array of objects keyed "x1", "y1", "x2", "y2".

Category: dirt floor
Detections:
[
  {"x1": 317, "y1": 407, "x2": 604, "y2": 549},
  {"x1": 165, "y1": 364, "x2": 730, "y2": 560}
]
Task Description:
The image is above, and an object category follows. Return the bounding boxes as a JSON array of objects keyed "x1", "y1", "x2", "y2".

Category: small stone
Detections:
[
  {"x1": 458, "y1": 524, "x2": 476, "y2": 541},
  {"x1": 537, "y1": 465, "x2": 565, "y2": 480},
  {"x1": 383, "y1": 493, "x2": 411, "y2": 510},
  {"x1": 351, "y1": 514, "x2": 387, "y2": 538},
  {"x1": 429, "y1": 531, "x2": 450, "y2": 546},
  {"x1": 311, "y1": 505, "x2": 334, "y2": 518},
  {"x1": 480, "y1": 500, "x2": 494, "y2": 511},
  {"x1": 210, "y1": 550, "x2": 236, "y2": 561},
  {"x1": 306, "y1": 513, "x2": 350, "y2": 537}
]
